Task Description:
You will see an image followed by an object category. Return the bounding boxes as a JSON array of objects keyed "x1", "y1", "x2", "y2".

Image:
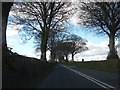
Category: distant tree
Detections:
[
  {"x1": 11, "y1": 2, "x2": 74, "y2": 61},
  {"x1": 68, "y1": 34, "x2": 88, "y2": 61},
  {"x1": 47, "y1": 29, "x2": 67, "y2": 62},
  {"x1": 82, "y1": 58, "x2": 84, "y2": 62},
  {"x1": 78, "y1": 2, "x2": 120, "y2": 60},
  {"x1": 54, "y1": 34, "x2": 88, "y2": 62},
  {"x1": 46, "y1": 32, "x2": 70, "y2": 62},
  {"x1": 59, "y1": 41, "x2": 71, "y2": 62}
]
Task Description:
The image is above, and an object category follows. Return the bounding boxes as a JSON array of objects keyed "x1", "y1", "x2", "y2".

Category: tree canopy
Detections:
[
  {"x1": 11, "y1": 2, "x2": 74, "y2": 61},
  {"x1": 78, "y1": 1, "x2": 120, "y2": 60},
  {"x1": 50, "y1": 34, "x2": 88, "y2": 62}
]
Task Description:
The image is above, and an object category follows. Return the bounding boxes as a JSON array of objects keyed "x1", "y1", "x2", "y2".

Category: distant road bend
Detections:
[{"x1": 37, "y1": 64, "x2": 119, "y2": 89}]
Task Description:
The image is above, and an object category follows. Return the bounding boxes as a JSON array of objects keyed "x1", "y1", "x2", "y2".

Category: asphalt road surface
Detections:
[{"x1": 36, "y1": 64, "x2": 119, "y2": 89}]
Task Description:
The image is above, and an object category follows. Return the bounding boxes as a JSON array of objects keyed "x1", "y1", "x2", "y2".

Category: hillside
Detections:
[{"x1": 2, "y1": 52, "x2": 56, "y2": 88}]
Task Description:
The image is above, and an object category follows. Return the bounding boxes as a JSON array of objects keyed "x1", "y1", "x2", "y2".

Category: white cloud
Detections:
[
  {"x1": 74, "y1": 54, "x2": 107, "y2": 61},
  {"x1": 73, "y1": 40, "x2": 109, "y2": 61},
  {"x1": 7, "y1": 38, "x2": 18, "y2": 47},
  {"x1": 73, "y1": 39, "x2": 120, "y2": 61},
  {"x1": 69, "y1": 12, "x2": 79, "y2": 26},
  {"x1": 6, "y1": 23, "x2": 23, "y2": 47},
  {"x1": 6, "y1": 25, "x2": 19, "y2": 36},
  {"x1": 24, "y1": 52, "x2": 38, "y2": 58}
]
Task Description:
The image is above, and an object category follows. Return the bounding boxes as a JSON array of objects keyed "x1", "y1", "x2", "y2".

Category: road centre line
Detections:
[{"x1": 61, "y1": 64, "x2": 117, "y2": 90}]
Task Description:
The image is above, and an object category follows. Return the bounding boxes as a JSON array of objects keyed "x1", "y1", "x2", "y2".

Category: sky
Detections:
[{"x1": 6, "y1": 6, "x2": 120, "y2": 62}]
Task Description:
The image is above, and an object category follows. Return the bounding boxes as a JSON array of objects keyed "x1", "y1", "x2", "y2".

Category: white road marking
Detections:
[{"x1": 61, "y1": 64, "x2": 117, "y2": 90}]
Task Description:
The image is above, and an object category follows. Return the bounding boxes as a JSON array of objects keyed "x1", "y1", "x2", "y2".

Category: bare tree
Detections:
[
  {"x1": 47, "y1": 28, "x2": 67, "y2": 62},
  {"x1": 53, "y1": 34, "x2": 88, "y2": 62},
  {"x1": 48, "y1": 32, "x2": 70, "y2": 62},
  {"x1": 11, "y1": 2, "x2": 74, "y2": 61},
  {"x1": 66, "y1": 34, "x2": 88, "y2": 61},
  {"x1": 78, "y1": 2, "x2": 120, "y2": 60},
  {"x1": 34, "y1": 22, "x2": 67, "y2": 62}
]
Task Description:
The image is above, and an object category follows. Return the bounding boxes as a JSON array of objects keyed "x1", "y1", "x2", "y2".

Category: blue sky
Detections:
[
  {"x1": 6, "y1": 9, "x2": 120, "y2": 61},
  {"x1": 67, "y1": 23, "x2": 107, "y2": 43}
]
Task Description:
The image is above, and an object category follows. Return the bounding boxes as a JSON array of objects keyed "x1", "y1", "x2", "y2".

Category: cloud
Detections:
[
  {"x1": 83, "y1": 41, "x2": 109, "y2": 55},
  {"x1": 73, "y1": 39, "x2": 120, "y2": 61},
  {"x1": 73, "y1": 40, "x2": 109, "y2": 61},
  {"x1": 24, "y1": 52, "x2": 37, "y2": 58},
  {"x1": 7, "y1": 38, "x2": 18, "y2": 47},
  {"x1": 74, "y1": 54, "x2": 107, "y2": 61},
  {"x1": 6, "y1": 25, "x2": 19, "y2": 36},
  {"x1": 69, "y1": 12, "x2": 79, "y2": 26},
  {"x1": 6, "y1": 23, "x2": 22, "y2": 47}
]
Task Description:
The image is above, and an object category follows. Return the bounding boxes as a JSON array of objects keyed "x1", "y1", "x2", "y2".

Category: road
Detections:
[{"x1": 36, "y1": 64, "x2": 119, "y2": 89}]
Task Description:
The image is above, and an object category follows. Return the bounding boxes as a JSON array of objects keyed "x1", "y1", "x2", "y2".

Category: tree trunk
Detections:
[
  {"x1": 65, "y1": 54, "x2": 69, "y2": 62},
  {"x1": 50, "y1": 35, "x2": 56, "y2": 62},
  {"x1": 50, "y1": 49, "x2": 55, "y2": 62},
  {"x1": 107, "y1": 34, "x2": 119, "y2": 60},
  {"x1": 72, "y1": 53, "x2": 74, "y2": 62},
  {"x1": 2, "y1": 12, "x2": 7, "y2": 54},
  {"x1": 40, "y1": 39, "x2": 47, "y2": 61},
  {"x1": 2, "y1": 2, "x2": 13, "y2": 57},
  {"x1": 40, "y1": 28, "x2": 49, "y2": 62},
  {"x1": 53, "y1": 53, "x2": 56, "y2": 61}
]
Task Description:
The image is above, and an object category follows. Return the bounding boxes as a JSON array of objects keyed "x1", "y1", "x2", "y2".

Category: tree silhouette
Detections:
[
  {"x1": 47, "y1": 28, "x2": 67, "y2": 62},
  {"x1": 66, "y1": 34, "x2": 88, "y2": 61},
  {"x1": 2, "y1": 2, "x2": 13, "y2": 56},
  {"x1": 11, "y1": 2, "x2": 74, "y2": 61},
  {"x1": 78, "y1": 2, "x2": 120, "y2": 60},
  {"x1": 53, "y1": 34, "x2": 88, "y2": 62},
  {"x1": 34, "y1": 23, "x2": 67, "y2": 62}
]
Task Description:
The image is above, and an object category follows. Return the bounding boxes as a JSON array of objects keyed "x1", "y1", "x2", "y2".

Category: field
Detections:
[{"x1": 63, "y1": 60, "x2": 120, "y2": 73}]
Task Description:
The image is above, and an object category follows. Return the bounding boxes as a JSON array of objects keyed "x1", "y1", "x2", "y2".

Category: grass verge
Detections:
[{"x1": 62, "y1": 60, "x2": 120, "y2": 74}]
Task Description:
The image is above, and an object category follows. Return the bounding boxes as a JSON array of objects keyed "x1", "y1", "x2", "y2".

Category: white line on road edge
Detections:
[{"x1": 61, "y1": 64, "x2": 117, "y2": 90}]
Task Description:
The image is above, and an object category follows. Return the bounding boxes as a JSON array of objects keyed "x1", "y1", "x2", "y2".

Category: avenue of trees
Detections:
[
  {"x1": 2, "y1": 1, "x2": 120, "y2": 62},
  {"x1": 35, "y1": 32, "x2": 88, "y2": 62},
  {"x1": 11, "y1": 2, "x2": 76, "y2": 61}
]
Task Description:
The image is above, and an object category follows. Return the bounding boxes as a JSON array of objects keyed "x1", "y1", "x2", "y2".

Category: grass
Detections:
[
  {"x1": 3, "y1": 53, "x2": 57, "y2": 88},
  {"x1": 62, "y1": 60, "x2": 120, "y2": 73}
]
